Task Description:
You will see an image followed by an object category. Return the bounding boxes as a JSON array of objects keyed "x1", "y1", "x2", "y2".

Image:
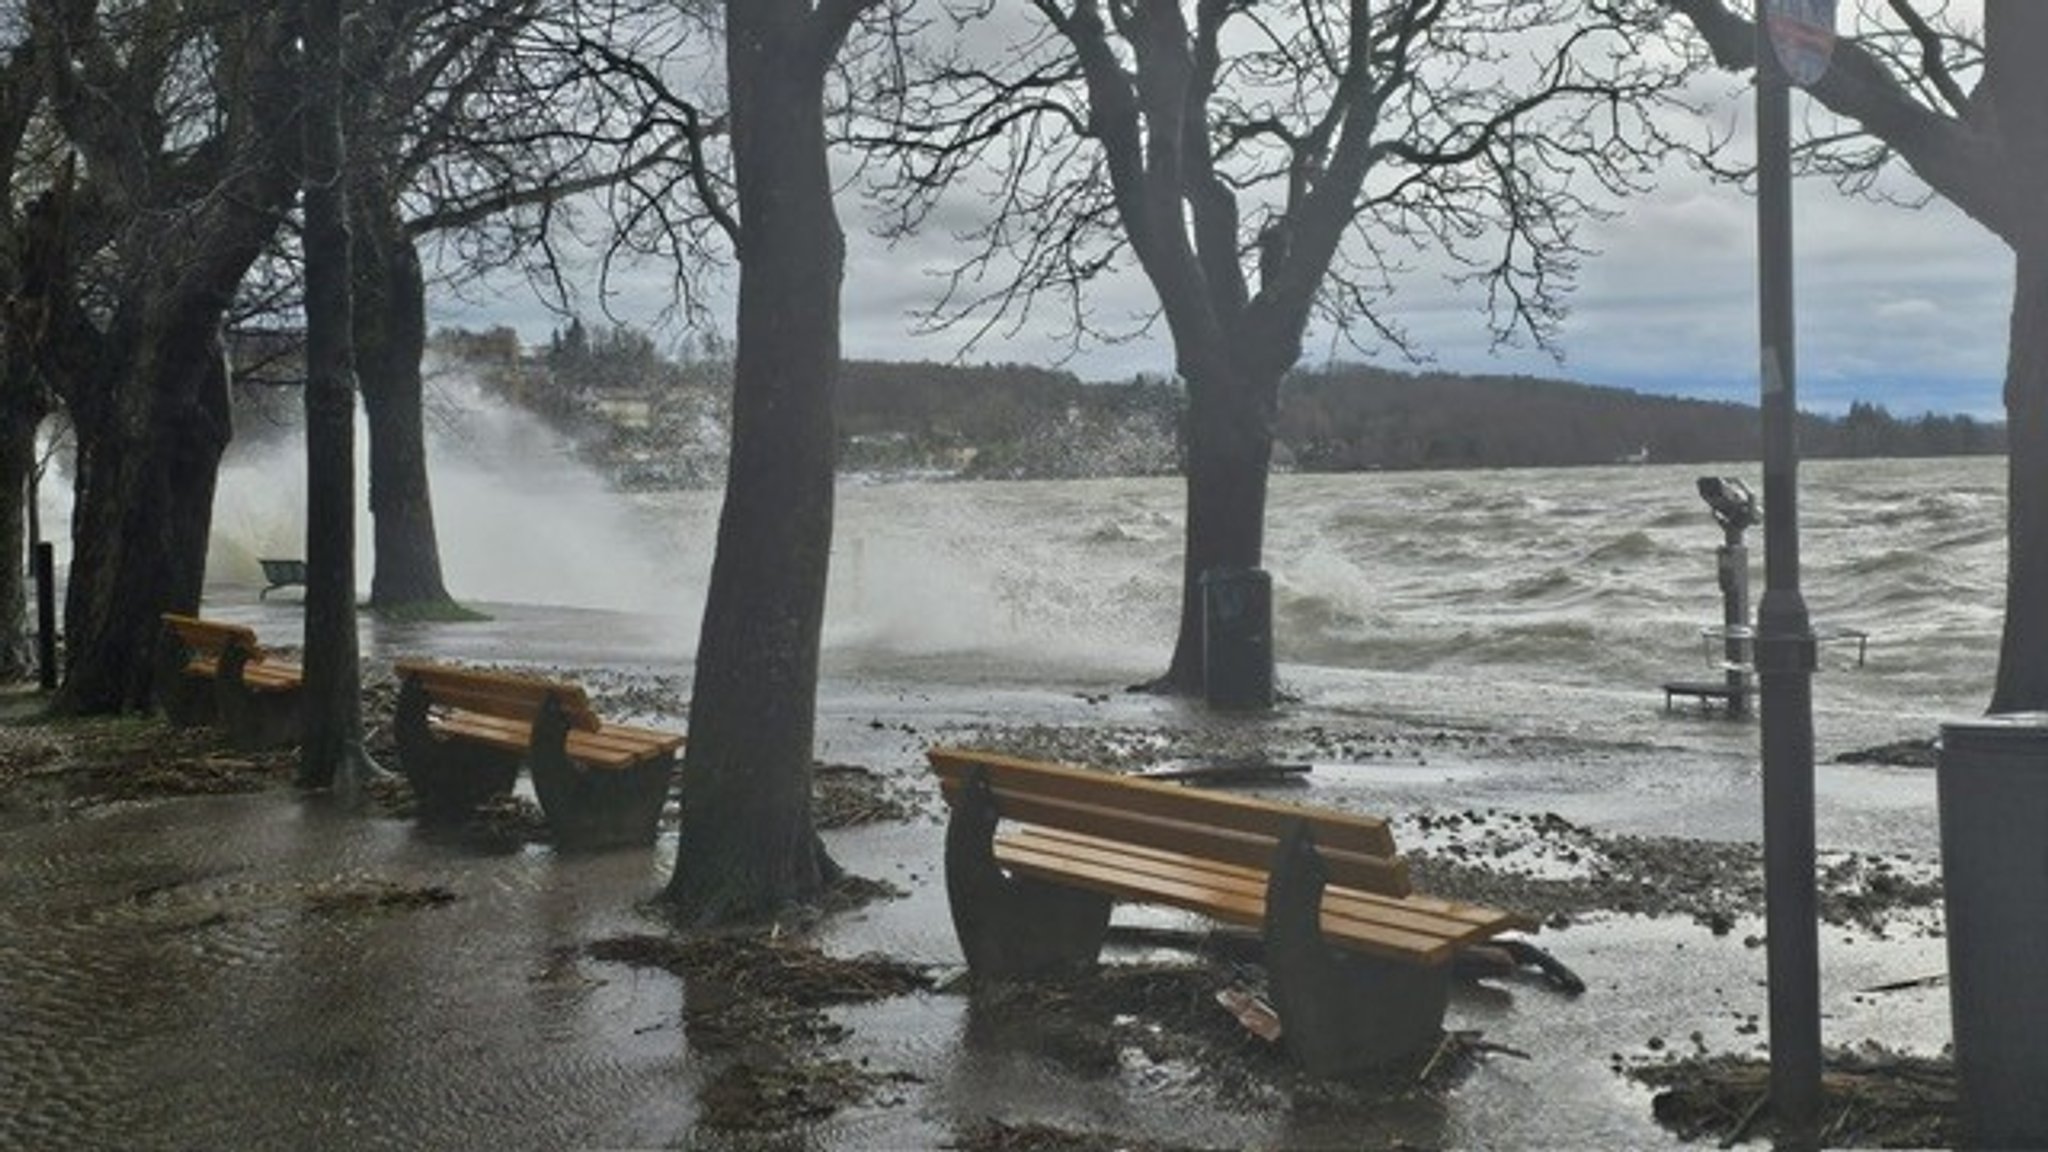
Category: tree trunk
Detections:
[
  {"x1": 56, "y1": 321, "x2": 229, "y2": 714},
  {"x1": 1155, "y1": 360, "x2": 1280, "y2": 693},
  {"x1": 354, "y1": 200, "x2": 452, "y2": 608},
  {"x1": 665, "y1": 6, "x2": 843, "y2": 922},
  {"x1": 27, "y1": 5, "x2": 296, "y2": 716},
  {"x1": 1993, "y1": 248, "x2": 2048, "y2": 711},
  {"x1": 0, "y1": 397, "x2": 35, "y2": 682},
  {"x1": 299, "y1": 0, "x2": 370, "y2": 790}
]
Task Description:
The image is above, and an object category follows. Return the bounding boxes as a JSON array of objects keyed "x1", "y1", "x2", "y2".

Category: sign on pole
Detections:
[{"x1": 1765, "y1": 0, "x2": 1839, "y2": 88}]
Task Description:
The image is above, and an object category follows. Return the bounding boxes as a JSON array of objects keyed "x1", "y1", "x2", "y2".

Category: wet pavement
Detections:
[{"x1": 0, "y1": 596, "x2": 1961, "y2": 1150}]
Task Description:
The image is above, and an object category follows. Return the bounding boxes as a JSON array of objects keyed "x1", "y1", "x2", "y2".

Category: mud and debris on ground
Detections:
[
  {"x1": 0, "y1": 696, "x2": 294, "y2": 828},
  {"x1": 0, "y1": 680, "x2": 1968, "y2": 1148},
  {"x1": 1632, "y1": 1045, "x2": 1960, "y2": 1149}
]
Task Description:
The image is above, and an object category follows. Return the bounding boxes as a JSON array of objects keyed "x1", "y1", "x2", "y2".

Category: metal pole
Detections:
[
  {"x1": 1755, "y1": 15, "x2": 1821, "y2": 1145},
  {"x1": 1719, "y1": 529, "x2": 1750, "y2": 718},
  {"x1": 34, "y1": 542, "x2": 56, "y2": 692}
]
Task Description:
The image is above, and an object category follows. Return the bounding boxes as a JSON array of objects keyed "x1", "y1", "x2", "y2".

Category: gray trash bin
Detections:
[
  {"x1": 1201, "y1": 566, "x2": 1273, "y2": 711},
  {"x1": 1938, "y1": 713, "x2": 2048, "y2": 1149}
]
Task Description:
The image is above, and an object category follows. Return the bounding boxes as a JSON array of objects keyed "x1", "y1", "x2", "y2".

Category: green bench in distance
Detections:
[{"x1": 257, "y1": 558, "x2": 306, "y2": 600}]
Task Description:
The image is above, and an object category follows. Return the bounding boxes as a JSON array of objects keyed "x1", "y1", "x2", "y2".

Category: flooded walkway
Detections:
[
  {"x1": 0, "y1": 600, "x2": 1962, "y2": 1150},
  {"x1": 0, "y1": 792, "x2": 701, "y2": 1150}
]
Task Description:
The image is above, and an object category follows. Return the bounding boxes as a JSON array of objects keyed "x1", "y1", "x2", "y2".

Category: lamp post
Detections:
[{"x1": 1755, "y1": 1, "x2": 1835, "y2": 1143}]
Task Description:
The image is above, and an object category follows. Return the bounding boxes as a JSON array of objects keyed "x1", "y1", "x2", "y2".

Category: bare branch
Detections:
[{"x1": 1885, "y1": 0, "x2": 1970, "y2": 117}]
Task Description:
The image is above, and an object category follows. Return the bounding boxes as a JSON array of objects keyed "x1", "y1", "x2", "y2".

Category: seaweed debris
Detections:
[{"x1": 1633, "y1": 1046, "x2": 1959, "y2": 1148}]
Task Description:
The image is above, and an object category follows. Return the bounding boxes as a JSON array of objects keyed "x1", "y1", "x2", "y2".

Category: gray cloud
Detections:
[{"x1": 429, "y1": 5, "x2": 2013, "y2": 420}]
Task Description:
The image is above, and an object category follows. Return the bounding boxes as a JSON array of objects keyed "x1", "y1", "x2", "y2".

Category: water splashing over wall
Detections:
[{"x1": 208, "y1": 366, "x2": 711, "y2": 624}]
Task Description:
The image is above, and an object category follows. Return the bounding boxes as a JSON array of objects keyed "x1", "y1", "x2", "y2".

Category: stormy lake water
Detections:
[
  {"x1": 8, "y1": 433, "x2": 1998, "y2": 1148},
  {"x1": 196, "y1": 428, "x2": 2002, "y2": 761}
]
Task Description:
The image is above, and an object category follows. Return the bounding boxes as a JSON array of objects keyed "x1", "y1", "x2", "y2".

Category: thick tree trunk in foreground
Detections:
[
  {"x1": 1157, "y1": 364, "x2": 1280, "y2": 693},
  {"x1": 299, "y1": 0, "x2": 371, "y2": 790},
  {"x1": 1985, "y1": 4, "x2": 2048, "y2": 710},
  {"x1": 666, "y1": 2, "x2": 847, "y2": 923},
  {"x1": 37, "y1": 3, "x2": 297, "y2": 716},
  {"x1": 58, "y1": 326, "x2": 229, "y2": 714},
  {"x1": 354, "y1": 202, "x2": 452, "y2": 609},
  {"x1": 1993, "y1": 250, "x2": 2048, "y2": 711}
]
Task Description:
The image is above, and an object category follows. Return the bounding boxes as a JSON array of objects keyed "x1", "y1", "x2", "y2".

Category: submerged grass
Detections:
[
  {"x1": 362, "y1": 599, "x2": 492, "y2": 624},
  {"x1": 0, "y1": 695, "x2": 293, "y2": 816}
]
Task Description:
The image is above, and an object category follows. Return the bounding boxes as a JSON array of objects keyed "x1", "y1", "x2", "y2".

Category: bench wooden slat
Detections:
[
  {"x1": 396, "y1": 660, "x2": 602, "y2": 732},
  {"x1": 404, "y1": 662, "x2": 683, "y2": 770},
  {"x1": 931, "y1": 746, "x2": 1397, "y2": 859},
  {"x1": 1024, "y1": 819, "x2": 1540, "y2": 926},
  {"x1": 998, "y1": 828, "x2": 1525, "y2": 963},
  {"x1": 163, "y1": 614, "x2": 265, "y2": 660},
  {"x1": 431, "y1": 712, "x2": 533, "y2": 755},
  {"x1": 993, "y1": 835, "x2": 1461, "y2": 965},
  {"x1": 1010, "y1": 825, "x2": 1528, "y2": 936},
  {"x1": 426, "y1": 681, "x2": 595, "y2": 727},
  {"x1": 162, "y1": 614, "x2": 299, "y2": 691},
  {"x1": 939, "y1": 776, "x2": 1412, "y2": 897},
  {"x1": 426, "y1": 714, "x2": 671, "y2": 769},
  {"x1": 238, "y1": 663, "x2": 304, "y2": 693},
  {"x1": 580, "y1": 724, "x2": 685, "y2": 757},
  {"x1": 564, "y1": 727, "x2": 684, "y2": 769}
]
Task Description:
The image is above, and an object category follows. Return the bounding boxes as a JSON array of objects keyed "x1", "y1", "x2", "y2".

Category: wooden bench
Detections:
[
  {"x1": 930, "y1": 746, "x2": 1538, "y2": 1075},
  {"x1": 156, "y1": 613, "x2": 304, "y2": 750},
  {"x1": 393, "y1": 660, "x2": 684, "y2": 850},
  {"x1": 258, "y1": 558, "x2": 307, "y2": 600}
]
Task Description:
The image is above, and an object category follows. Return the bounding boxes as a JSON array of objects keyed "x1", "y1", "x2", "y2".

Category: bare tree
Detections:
[
  {"x1": 299, "y1": 0, "x2": 376, "y2": 791},
  {"x1": 661, "y1": 0, "x2": 887, "y2": 923},
  {"x1": 322, "y1": 0, "x2": 706, "y2": 610},
  {"x1": 23, "y1": 0, "x2": 300, "y2": 714},
  {"x1": 867, "y1": 0, "x2": 1698, "y2": 692},
  {"x1": 1660, "y1": 0, "x2": 2048, "y2": 710},
  {"x1": 0, "y1": 15, "x2": 48, "y2": 683}
]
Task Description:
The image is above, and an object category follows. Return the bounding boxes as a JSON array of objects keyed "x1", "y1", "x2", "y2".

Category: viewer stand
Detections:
[{"x1": 1662, "y1": 477, "x2": 1758, "y2": 715}]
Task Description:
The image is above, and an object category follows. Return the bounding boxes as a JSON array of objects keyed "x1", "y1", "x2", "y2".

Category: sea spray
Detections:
[{"x1": 209, "y1": 365, "x2": 710, "y2": 623}]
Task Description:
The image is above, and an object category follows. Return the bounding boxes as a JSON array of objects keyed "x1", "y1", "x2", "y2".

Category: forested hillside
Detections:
[
  {"x1": 1275, "y1": 365, "x2": 2001, "y2": 470},
  {"x1": 229, "y1": 326, "x2": 2001, "y2": 485}
]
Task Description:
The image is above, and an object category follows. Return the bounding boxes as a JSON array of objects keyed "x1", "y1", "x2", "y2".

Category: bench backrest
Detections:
[
  {"x1": 161, "y1": 613, "x2": 266, "y2": 661},
  {"x1": 395, "y1": 660, "x2": 603, "y2": 732},
  {"x1": 929, "y1": 746, "x2": 1411, "y2": 898}
]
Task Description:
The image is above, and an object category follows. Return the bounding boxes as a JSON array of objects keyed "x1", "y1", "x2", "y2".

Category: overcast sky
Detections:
[{"x1": 426, "y1": 6, "x2": 2013, "y2": 422}]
